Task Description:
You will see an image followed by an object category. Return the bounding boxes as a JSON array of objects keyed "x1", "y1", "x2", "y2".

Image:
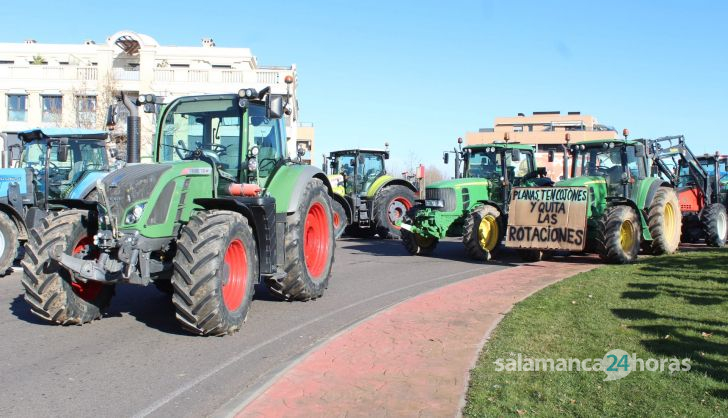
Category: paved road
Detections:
[{"x1": 0, "y1": 238, "x2": 519, "y2": 418}]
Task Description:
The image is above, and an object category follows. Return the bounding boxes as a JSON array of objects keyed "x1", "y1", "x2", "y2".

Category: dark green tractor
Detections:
[
  {"x1": 400, "y1": 140, "x2": 552, "y2": 260},
  {"x1": 22, "y1": 83, "x2": 337, "y2": 336},
  {"x1": 506, "y1": 134, "x2": 683, "y2": 264}
]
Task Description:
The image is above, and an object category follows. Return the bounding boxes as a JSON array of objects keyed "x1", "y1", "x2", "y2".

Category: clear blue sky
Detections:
[{"x1": 2, "y1": 0, "x2": 726, "y2": 172}]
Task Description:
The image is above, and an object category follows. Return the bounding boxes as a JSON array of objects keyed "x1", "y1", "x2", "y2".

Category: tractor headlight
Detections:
[
  {"x1": 247, "y1": 157, "x2": 258, "y2": 171},
  {"x1": 425, "y1": 199, "x2": 445, "y2": 208},
  {"x1": 125, "y1": 203, "x2": 146, "y2": 224}
]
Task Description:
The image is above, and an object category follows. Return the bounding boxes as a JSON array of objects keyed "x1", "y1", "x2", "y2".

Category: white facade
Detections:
[{"x1": 0, "y1": 30, "x2": 303, "y2": 162}]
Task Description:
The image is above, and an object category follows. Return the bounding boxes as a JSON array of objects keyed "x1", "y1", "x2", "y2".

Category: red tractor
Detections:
[{"x1": 649, "y1": 136, "x2": 727, "y2": 247}]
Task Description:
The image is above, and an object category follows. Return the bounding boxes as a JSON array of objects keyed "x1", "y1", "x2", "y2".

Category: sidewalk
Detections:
[{"x1": 235, "y1": 258, "x2": 598, "y2": 418}]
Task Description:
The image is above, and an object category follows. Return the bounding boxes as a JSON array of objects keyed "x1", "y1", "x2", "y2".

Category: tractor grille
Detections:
[
  {"x1": 426, "y1": 187, "x2": 456, "y2": 211},
  {"x1": 102, "y1": 164, "x2": 171, "y2": 222}
]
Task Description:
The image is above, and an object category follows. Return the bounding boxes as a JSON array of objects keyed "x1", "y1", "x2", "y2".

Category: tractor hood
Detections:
[
  {"x1": 99, "y1": 160, "x2": 212, "y2": 232},
  {"x1": 426, "y1": 177, "x2": 491, "y2": 190}
]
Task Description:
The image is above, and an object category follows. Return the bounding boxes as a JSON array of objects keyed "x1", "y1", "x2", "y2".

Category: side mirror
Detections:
[
  {"x1": 548, "y1": 149, "x2": 555, "y2": 163},
  {"x1": 105, "y1": 104, "x2": 116, "y2": 130},
  {"x1": 266, "y1": 95, "x2": 284, "y2": 119},
  {"x1": 8, "y1": 144, "x2": 21, "y2": 162},
  {"x1": 512, "y1": 149, "x2": 521, "y2": 162},
  {"x1": 384, "y1": 151, "x2": 390, "y2": 160},
  {"x1": 443, "y1": 153, "x2": 449, "y2": 164},
  {"x1": 57, "y1": 138, "x2": 69, "y2": 162}
]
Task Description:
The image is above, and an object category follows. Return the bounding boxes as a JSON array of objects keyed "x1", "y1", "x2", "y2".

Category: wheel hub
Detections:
[{"x1": 388, "y1": 197, "x2": 412, "y2": 227}]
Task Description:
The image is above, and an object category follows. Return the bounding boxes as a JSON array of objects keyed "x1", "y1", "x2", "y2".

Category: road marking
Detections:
[{"x1": 132, "y1": 266, "x2": 494, "y2": 417}]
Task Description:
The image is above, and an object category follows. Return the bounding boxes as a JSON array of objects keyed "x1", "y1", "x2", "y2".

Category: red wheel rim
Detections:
[
  {"x1": 333, "y1": 212, "x2": 341, "y2": 228},
  {"x1": 70, "y1": 236, "x2": 103, "y2": 302},
  {"x1": 222, "y1": 239, "x2": 248, "y2": 311},
  {"x1": 388, "y1": 197, "x2": 412, "y2": 228},
  {"x1": 304, "y1": 201, "x2": 330, "y2": 279}
]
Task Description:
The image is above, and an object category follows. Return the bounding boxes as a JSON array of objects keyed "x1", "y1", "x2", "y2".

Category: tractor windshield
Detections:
[
  {"x1": 331, "y1": 152, "x2": 384, "y2": 195},
  {"x1": 21, "y1": 138, "x2": 108, "y2": 199},
  {"x1": 464, "y1": 149, "x2": 533, "y2": 180},
  {"x1": 680, "y1": 159, "x2": 728, "y2": 186},
  {"x1": 159, "y1": 97, "x2": 244, "y2": 179},
  {"x1": 573, "y1": 145, "x2": 626, "y2": 183}
]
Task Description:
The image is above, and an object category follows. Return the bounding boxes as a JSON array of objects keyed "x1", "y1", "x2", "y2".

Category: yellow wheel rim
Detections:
[
  {"x1": 478, "y1": 215, "x2": 499, "y2": 251},
  {"x1": 663, "y1": 201, "x2": 676, "y2": 243},
  {"x1": 620, "y1": 219, "x2": 635, "y2": 253}
]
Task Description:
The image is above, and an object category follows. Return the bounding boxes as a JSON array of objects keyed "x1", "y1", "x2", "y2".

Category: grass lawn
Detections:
[{"x1": 464, "y1": 249, "x2": 728, "y2": 417}]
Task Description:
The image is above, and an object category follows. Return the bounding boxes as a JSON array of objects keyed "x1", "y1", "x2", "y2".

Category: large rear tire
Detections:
[
  {"x1": 172, "y1": 210, "x2": 257, "y2": 336},
  {"x1": 594, "y1": 205, "x2": 641, "y2": 264},
  {"x1": 647, "y1": 187, "x2": 682, "y2": 255},
  {"x1": 0, "y1": 211, "x2": 18, "y2": 277},
  {"x1": 372, "y1": 185, "x2": 416, "y2": 239},
  {"x1": 265, "y1": 179, "x2": 335, "y2": 301},
  {"x1": 463, "y1": 204, "x2": 503, "y2": 261},
  {"x1": 702, "y1": 203, "x2": 727, "y2": 247},
  {"x1": 21, "y1": 209, "x2": 114, "y2": 324}
]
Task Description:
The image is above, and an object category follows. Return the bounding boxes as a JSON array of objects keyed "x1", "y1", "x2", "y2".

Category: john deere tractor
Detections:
[
  {"x1": 323, "y1": 145, "x2": 418, "y2": 239},
  {"x1": 650, "y1": 136, "x2": 727, "y2": 246},
  {"x1": 22, "y1": 84, "x2": 337, "y2": 336},
  {"x1": 399, "y1": 139, "x2": 552, "y2": 260},
  {"x1": 507, "y1": 133, "x2": 682, "y2": 264},
  {"x1": 0, "y1": 128, "x2": 113, "y2": 276}
]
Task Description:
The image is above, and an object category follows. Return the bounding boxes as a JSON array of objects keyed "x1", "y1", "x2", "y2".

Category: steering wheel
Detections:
[{"x1": 47, "y1": 161, "x2": 61, "y2": 177}]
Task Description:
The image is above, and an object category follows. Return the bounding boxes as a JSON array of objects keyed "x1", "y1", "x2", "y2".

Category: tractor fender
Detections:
[
  {"x1": 644, "y1": 180, "x2": 672, "y2": 210},
  {"x1": 606, "y1": 197, "x2": 652, "y2": 241},
  {"x1": 68, "y1": 171, "x2": 108, "y2": 199},
  {"x1": 474, "y1": 199, "x2": 503, "y2": 213},
  {"x1": 0, "y1": 201, "x2": 28, "y2": 241},
  {"x1": 279, "y1": 166, "x2": 333, "y2": 214},
  {"x1": 367, "y1": 176, "x2": 418, "y2": 198}
]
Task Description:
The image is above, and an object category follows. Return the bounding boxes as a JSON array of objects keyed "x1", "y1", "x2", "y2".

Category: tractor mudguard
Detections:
[
  {"x1": 266, "y1": 165, "x2": 333, "y2": 214},
  {"x1": 643, "y1": 179, "x2": 672, "y2": 210},
  {"x1": 0, "y1": 201, "x2": 28, "y2": 240},
  {"x1": 194, "y1": 197, "x2": 281, "y2": 277},
  {"x1": 68, "y1": 171, "x2": 109, "y2": 199},
  {"x1": 366, "y1": 176, "x2": 418, "y2": 198}
]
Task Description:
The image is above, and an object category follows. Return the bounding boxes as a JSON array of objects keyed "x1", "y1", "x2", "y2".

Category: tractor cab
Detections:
[
  {"x1": 462, "y1": 144, "x2": 540, "y2": 186},
  {"x1": 327, "y1": 149, "x2": 388, "y2": 196},
  {"x1": 17, "y1": 128, "x2": 109, "y2": 204},
  {"x1": 566, "y1": 139, "x2": 648, "y2": 198}
]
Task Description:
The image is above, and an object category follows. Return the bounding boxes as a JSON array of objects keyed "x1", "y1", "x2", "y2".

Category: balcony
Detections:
[{"x1": 0, "y1": 65, "x2": 98, "y2": 81}]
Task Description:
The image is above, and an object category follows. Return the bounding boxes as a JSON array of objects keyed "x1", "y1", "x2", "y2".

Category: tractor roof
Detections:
[
  {"x1": 18, "y1": 128, "x2": 108, "y2": 142},
  {"x1": 465, "y1": 143, "x2": 535, "y2": 151},
  {"x1": 329, "y1": 149, "x2": 388, "y2": 155},
  {"x1": 572, "y1": 139, "x2": 639, "y2": 147}
]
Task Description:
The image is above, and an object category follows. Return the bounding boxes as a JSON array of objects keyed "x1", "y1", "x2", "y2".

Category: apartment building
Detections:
[
  {"x1": 0, "y1": 30, "x2": 313, "y2": 163},
  {"x1": 465, "y1": 111, "x2": 619, "y2": 179}
]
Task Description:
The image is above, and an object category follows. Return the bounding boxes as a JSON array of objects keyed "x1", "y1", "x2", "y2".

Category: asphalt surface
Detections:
[{"x1": 0, "y1": 238, "x2": 519, "y2": 418}]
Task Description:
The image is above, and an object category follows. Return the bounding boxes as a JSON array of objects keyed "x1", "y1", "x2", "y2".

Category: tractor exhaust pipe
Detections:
[{"x1": 121, "y1": 92, "x2": 141, "y2": 164}]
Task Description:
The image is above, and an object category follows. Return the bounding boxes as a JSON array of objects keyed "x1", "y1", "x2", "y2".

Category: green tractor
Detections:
[
  {"x1": 22, "y1": 83, "x2": 337, "y2": 336},
  {"x1": 323, "y1": 145, "x2": 418, "y2": 239},
  {"x1": 399, "y1": 138, "x2": 552, "y2": 260},
  {"x1": 506, "y1": 131, "x2": 683, "y2": 264}
]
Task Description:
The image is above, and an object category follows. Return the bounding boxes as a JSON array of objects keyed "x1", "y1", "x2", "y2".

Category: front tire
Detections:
[
  {"x1": 265, "y1": 179, "x2": 335, "y2": 301},
  {"x1": 172, "y1": 210, "x2": 257, "y2": 336},
  {"x1": 21, "y1": 209, "x2": 114, "y2": 324},
  {"x1": 463, "y1": 204, "x2": 504, "y2": 261},
  {"x1": 372, "y1": 185, "x2": 416, "y2": 239},
  {"x1": 702, "y1": 203, "x2": 727, "y2": 247},
  {"x1": 0, "y1": 211, "x2": 18, "y2": 276},
  {"x1": 647, "y1": 187, "x2": 682, "y2": 255},
  {"x1": 594, "y1": 205, "x2": 641, "y2": 264}
]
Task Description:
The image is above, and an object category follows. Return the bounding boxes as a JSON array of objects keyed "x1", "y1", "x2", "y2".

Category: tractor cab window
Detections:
[
  {"x1": 501, "y1": 149, "x2": 534, "y2": 181},
  {"x1": 465, "y1": 150, "x2": 498, "y2": 178},
  {"x1": 248, "y1": 104, "x2": 284, "y2": 180},
  {"x1": 573, "y1": 146, "x2": 624, "y2": 183},
  {"x1": 358, "y1": 153, "x2": 385, "y2": 194},
  {"x1": 624, "y1": 145, "x2": 645, "y2": 179},
  {"x1": 159, "y1": 97, "x2": 243, "y2": 179}
]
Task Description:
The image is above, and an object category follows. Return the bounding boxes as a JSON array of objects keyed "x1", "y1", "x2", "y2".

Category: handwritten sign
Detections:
[{"x1": 505, "y1": 187, "x2": 589, "y2": 251}]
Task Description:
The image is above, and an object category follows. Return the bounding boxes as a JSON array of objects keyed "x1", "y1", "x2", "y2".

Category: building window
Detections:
[
  {"x1": 8, "y1": 94, "x2": 27, "y2": 121},
  {"x1": 513, "y1": 125, "x2": 524, "y2": 132},
  {"x1": 42, "y1": 95, "x2": 63, "y2": 123},
  {"x1": 76, "y1": 96, "x2": 97, "y2": 127}
]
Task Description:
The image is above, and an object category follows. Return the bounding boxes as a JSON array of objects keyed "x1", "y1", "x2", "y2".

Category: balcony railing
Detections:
[
  {"x1": 0, "y1": 65, "x2": 99, "y2": 81},
  {"x1": 113, "y1": 67, "x2": 140, "y2": 81},
  {"x1": 257, "y1": 71, "x2": 280, "y2": 84}
]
